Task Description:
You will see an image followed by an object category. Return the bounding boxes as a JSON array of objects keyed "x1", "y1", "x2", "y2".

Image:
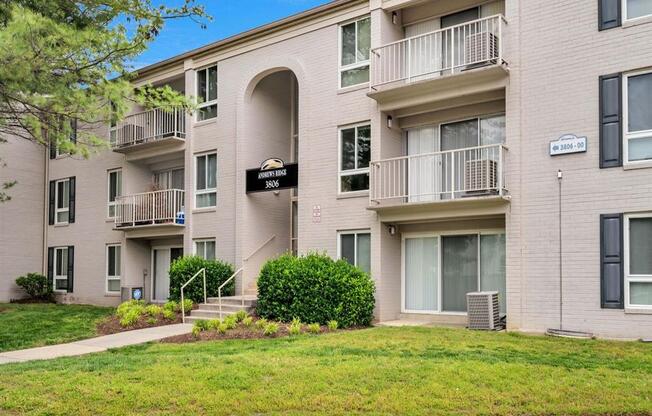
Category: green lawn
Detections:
[
  {"x1": 1, "y1": 327, "x2": 651, "y2": 415},
  {"x1": 0, "y1": 303, "x2": 113, "y2": 352}
]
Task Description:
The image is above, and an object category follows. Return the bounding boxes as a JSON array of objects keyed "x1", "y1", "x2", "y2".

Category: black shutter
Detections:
[
  {"x1": 70, "y1": 119, "x2": 77, "y2": 144},
  {"x1": 48, "y1": 180, "x2": 55, "y2": 225},
  {"x1": 68, "y1": 176, "x2": 75, "y2": 223},
  {"x1": 49, "y1": 137, "x2": 57, "y2": 159},
  {"x1": 47, "y1": 247, "x2": 54, "y2": 289},
  {"x1": 67, "y1": 246, "x2": 74, "y2": 293},
  {"x1": 600, "y1": 214, "x2": 624, "y2": 309},
  {"x1": 599, "y1": 0, "x2": 622, "y2": 31},
  {"x1": 599, "y1": 73, "x2": 623, "y2": 168}
]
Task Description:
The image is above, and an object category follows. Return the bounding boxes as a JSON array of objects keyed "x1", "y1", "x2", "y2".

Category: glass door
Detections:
[
  {"x1": 152, "y1": 247, "x2": 183, "y2": 302},
  {"x1": 407, "y1": 126, "x2": 440, "y2": 202},
  {"x1": 404, "y1": 237, "x2": 439, "y2": 312},
  {"x1": 441, "y1": 235, "x2": 479, "y2": 312}
]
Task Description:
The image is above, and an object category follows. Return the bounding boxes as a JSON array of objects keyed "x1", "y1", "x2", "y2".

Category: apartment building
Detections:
[{"x1": 1, "y1": 0, "x2": 652, "y2": 339}]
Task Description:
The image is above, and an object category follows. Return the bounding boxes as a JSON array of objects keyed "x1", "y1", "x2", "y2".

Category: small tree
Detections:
[
  {"x1": 168, "y1": 256, "x2": 234, "y2": 303},
  {"x1": 15, "y1": 273, "x2": 53, "y2": 301}
]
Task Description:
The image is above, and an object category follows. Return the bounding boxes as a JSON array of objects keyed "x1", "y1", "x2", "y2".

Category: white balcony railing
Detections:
[
  {"x1": 370, "y1": 15, "x2": 505, "y2": 89},
  {"x1": 370, "y1": 144, "x2": 507, "y2": 205},
  {"x1": 110, "y1": 107, "x2": 186, "y2": 148},
  {"x1": 114, "y1": 189, "x2": 185, "y2": 228}
]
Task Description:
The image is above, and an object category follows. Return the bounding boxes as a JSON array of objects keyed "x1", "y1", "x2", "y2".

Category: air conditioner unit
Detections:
[
  {"x1": 467, "y1": 291, "x2": 501, "y2": 330},
  {"x1": 464, "y1": 31, "x2": 498, "y2": 67},
  {"x1": 121, "y1": 286, "x2": 144, "y2": 302},
  {"x1": 465, "y1": 159, "x2": 497, "y2": 192}
]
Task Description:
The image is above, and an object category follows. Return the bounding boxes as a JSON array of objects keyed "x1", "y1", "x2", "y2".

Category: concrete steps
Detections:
[{"x1": 186, "y1": 295, "x2": 257, "y2": 323}]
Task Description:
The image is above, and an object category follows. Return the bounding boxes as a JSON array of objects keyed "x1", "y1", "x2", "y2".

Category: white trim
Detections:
[
  {"x1": 401, "y1": 228, "x2": 505, "y2": 315},
  {"x1": 623, "y1": 68, "x2": 652, "y2": 165},
  {"x1": 195, "y1": 64, "x2": 218, "y2": 122},
  {"x1": 622, "y1": 0, "x2": 652, "y2": 23},
  {"x1": 106, "y1": 244, "x2": 121, "y2": 294},
  {"x1": 338, "y1": 122, "x2": 371, "y2": 195},
  {"x1": 337, "y1": 229, "x2": 371, "y2": 272},
  {"x1": 338, "y1": 15, "x2": 371, "y2": 89},
  {"x1": 54, "y1": 178, "x2": 70, "y2": 225},
  {"x1": 194, "y1": 151, "x2": 217, "y2": 209},
  {"x1": 624, "y1": 213, "x2": 652, "y2": 309},
  {"x1": 107, "y1": 168, "x2": 122, "y2": 219},
  {"x1": 193, "y1": 238, "x2": 216, "y2": 260},
  {"x1": 53, "y1": 246, "x2": 69, "y2": 293}
]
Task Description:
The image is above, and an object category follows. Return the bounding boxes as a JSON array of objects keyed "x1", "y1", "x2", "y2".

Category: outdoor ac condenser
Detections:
[
  {"x1": 466, "y1": 291, "x2": 501, "y2": 330},
  {"x1": 464, "y1": 32, "x2": 498, "y2": 66},
  {"x1": 465, "y1": 159, "x2": 497, "y2": 192}
]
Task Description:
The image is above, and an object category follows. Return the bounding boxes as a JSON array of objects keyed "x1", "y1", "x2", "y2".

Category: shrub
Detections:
[
  {"x1": 193, "y1": 320, "x2": 210, "y2": 332},
  {"x1": 168, "y1": 256, "x2": 235, "y2": 302},
  {"x1": 191, "y1": 326, "x2": 202, "y2": 337},
  {"x1": 120, "y1": 310, "x2": 140, "y2": 327},
  {"x1": 234, "y1": 310, "x2": 248, "y2": 322},
  {"x1": 145, "y1": 305, "x2": 163, "y2": 317},
  {"x1": 217, "y1": 322, "x2": 228, "y2": 334},
  {"x1": 223, "y1": 315, "x2": 237, "y2": 330},
  {"x1": 179, "y1": 299, "x2": 194, "y2": 313},
  {"x1": 116, "y1": 300, "x2": 145, "y2": 319},
  {"x1": 289, "y1": 318, "x2": 302, "y2": 336},
  {"x1": 15, "y1": 273, "x2": 53, "y2": 301},
  {"x1": 207, "y1": 319, "x2": 222, "y2": 330},
  {"x1": 163, "y1": 300, "x2": 178, "y2": 312},
  {"x1": 162, "y1": 309, "x2": 175, "y2": 320},
  {"x1": 257, "y1": 253, "x2": 376, "y2": 328},
  {"x1": 307, "y1": 323, "x2": 321, "y2": 334},
  {"x1": 242, "y1": 316, "x2": 254, "y2": 328},
  {"x1": 147, "y1": 317, "x2": 157, "y2": 325},
  {"x1": 263, "y1": 322, "x2": 279, "y2": 336},
  {"x1": 255, "y1": 318, "x2": 268, "y2": 330},
  {"x1": 327, "y1": 320, "x2": 339, "y2": 331}
]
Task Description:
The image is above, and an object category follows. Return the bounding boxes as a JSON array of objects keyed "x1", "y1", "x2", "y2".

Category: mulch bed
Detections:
[{"x1": 96, "y1": 313, "x2": 184, "y2": 336}]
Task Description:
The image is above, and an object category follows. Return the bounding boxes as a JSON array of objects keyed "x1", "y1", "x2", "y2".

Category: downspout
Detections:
[{"x1": 42, "y1": 138, "x2": 48, "y2": 275}]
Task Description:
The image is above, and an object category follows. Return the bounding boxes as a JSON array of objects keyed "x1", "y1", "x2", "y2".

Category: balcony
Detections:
[
  {"x1": 369, "y1": 15, "x2": 508, "y2": 112},
  {"x1": 111, "y1": 107, "x2": 186, "y2": 162},
  {"x1": 114, "y1": 189, "x2": 185, "y2": 234},
  {"x1": 369, "y1": 144, "x2": 509, "y2": 221}
]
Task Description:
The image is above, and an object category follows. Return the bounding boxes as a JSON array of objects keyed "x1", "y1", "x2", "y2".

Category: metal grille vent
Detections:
[
  {"x1": 465, "y1": 159, "x2": 497, "y2": 191},
  {"x1": 467, "y1": 291, "x2": 501, "y2": 330},
  {"x1": 465, "y1": 32, "x2": 498, "y2": 64}
]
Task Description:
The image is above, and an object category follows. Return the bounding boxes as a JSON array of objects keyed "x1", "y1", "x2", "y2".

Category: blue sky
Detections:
[{"x1": 133, "y1": 0, "x2": 331, "y2": 69}]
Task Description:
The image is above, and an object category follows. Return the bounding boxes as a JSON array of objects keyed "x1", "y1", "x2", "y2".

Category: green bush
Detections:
[
  {"x1": 234, "y1": 310, "x2": 248, "y2": 322},
  {"x1": 307, "y1": 323, "x2": 321, "y2": 334},
  {"x1": 289, "y1": 318, "x2": 302, "y2": 336},
  {"x1": 116, "y1": 300, "x2": 145, "y2": 319},
  {"x1": 207, "y1": 319, "x2": 221, "y2": 330},
  {"x1": 179, "y1": 299, "x2": 194, "y2": 313},
  {"x1": 263, "y1": 322, "x2": 279, "y2": 336},
  {"x1": 327, "y1": 320, "x2": 338, "y2": 331},
  {"x1": 145, "y1": 304, "x2": 163, "y2": 317},
  {"x1": 168, "y1": 256, "x2": 235, "y2": 302},
  {"x1": 256, "y1": 253, "x2": 376, "y2": 328},
  {"x1": 223, "y1": 315, "x2": 237, "y2": 330},
  {"x1": 162, "y1": 309, "x2": 175, "y2": 320},
  {"x1": 119, "y1": 309, "x2": 141, "y2": 327},
  {"x1": 193, "y1": 320, "x2": 210, "y2": 332},
  {"x1": 255, "y1": 318, "x2": 268, "y2": 330},
  {"x1": 15, "y1": 273, "x2": 53, "y2": 301},
  {"x1": 163, "y1": 300, "x2": 178, "y2": 312},
  {"x1": 242, "y1": 316, "x2": 254, "y2": 328}
]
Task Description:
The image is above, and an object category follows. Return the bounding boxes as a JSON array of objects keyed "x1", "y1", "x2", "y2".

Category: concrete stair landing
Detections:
[{"x1": 186, "y1": 295, "x2": 257, "y2": 323}]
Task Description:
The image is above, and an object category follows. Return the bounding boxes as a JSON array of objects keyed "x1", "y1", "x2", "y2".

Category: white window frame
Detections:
[
  {"x1": 623, "y1": 69, "x2": 652, "y2": 165},
  {"x1": 194, "y1": 152, "x2": 217, "y2": 209},
  {"x1": 338, "y1": 16, "x2": 371, "y2": 89},
  {"x1": 54, "y1": 178, "x2": 70, "y2": 225},
  {"x1": 107, "y1": 168, "x2": 122, "y2": 219},
  {"x1": 195, "y1": 64, "x2": 218, "y2": 122},
  {"x1": 337, "y1": 230, "x2": 371, "y2": 272},
  {"x1": 106, "y1": 244, "x2": 121, "y2": 294},
  {"x1": 194, "y1": 239, "x2": 216, "y2": 260},
  {"x1": 623, "y1": 0, "x2": 652, "y2": 22},
  {"x1": 624, "y1": 213, "x2": 652, "y2": 309},
  {"x1": 400, "y1": 229, "x2": 506, "y2": 315},
  {"x1": 338, "y1": 123, "x2": 371, "y2": 195},
  {"x1": 53, "y1": 246, "x2": 69, "y2": 293}
]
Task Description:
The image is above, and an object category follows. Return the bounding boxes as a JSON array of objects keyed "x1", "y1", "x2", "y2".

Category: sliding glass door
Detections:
[{"x1": 403, "y1": 232, "x2": 506, "y2": 314}]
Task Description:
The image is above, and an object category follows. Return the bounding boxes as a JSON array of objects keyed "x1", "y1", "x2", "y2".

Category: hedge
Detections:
[
  {"x1": 168, "y1": 256, "x2": 234, "y2": 303},
  {"x1": 256, "y1": 253, "x2": 375, "y2": 328}
]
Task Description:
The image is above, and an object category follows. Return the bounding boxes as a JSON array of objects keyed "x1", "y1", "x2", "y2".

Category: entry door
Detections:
[
  {"x1": 407, "y1": 126, "x2": 440, "y2": 202},
  {"x1": 440, "y1": 119, "x2": 480, "y2": 198},
  {"x1": 405, "y1": 18, "x2": 441, "y2": 82},
  {"x1": 153, "y1": 247, "x2": 183, "y2": 302},
  {"x1": 441, "y1": 8, "x2": 480, "y2": 71}
]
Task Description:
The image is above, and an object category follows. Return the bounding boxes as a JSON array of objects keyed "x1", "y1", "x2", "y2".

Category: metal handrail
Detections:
[
  {"x1": 180, "y1": 268, "x2": 206, "y2": 323},
  {"x1": 217, "y1": 235, "x2": 276, "y2": 319},
  {"x1": 370, "y1": 144, "x2": 508, "y2": 164}
]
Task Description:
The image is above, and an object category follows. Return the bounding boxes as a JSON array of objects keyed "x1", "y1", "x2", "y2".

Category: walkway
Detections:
[{"x1": 0, "y1": 323, "x2": 193, "y2": 365}]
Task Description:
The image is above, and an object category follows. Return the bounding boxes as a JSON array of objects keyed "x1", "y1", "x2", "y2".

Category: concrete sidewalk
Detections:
[{"x1": 0, "y1": 323, "x2": 193, "y2": 365}]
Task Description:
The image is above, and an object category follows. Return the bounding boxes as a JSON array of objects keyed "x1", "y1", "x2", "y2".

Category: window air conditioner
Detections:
[
  {"x1": 466, "y1": 291, "x2": 501, "y2": 330},
  {"x1": 464, "y1": 159, "x2": 497, "y2": 192},
  {"x1": 464, "y1": 31, "x2": 498, "y2": 67}
]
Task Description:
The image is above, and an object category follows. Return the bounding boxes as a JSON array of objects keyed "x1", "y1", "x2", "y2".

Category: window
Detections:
[
  {"x1": 53, "y1": 247, "x2": 69, "y2": 292},
  {"x1": 107, "y1": 169, "x2": 122, "y2": 218},
  {"x1": 194, "y1": 239, "x2": 216, "y2": 260},
  {"x1": 106, "y1": 244, "x2": 121, "y2": 293},
  {"x1": 197, "y1": 65, "x2": 218, "y2": 121},
  {"x1": 624, "y1": 0, "x2": 652, "y2": 21},
  {"x1": 154, "y1": 168, "x2": 184, "y2": 190},
  {"x1": 339, "y1": 16, "x2": 370, "y2": 88},
  {"x1": 195, "y1": 153, "x2": 217, "y2": 208},
  {"x1": 338, "y1": 231, "x2": 371, "y2": 273},
  {"x1": 624, "y1": 70, "x2": 652, "y2": 163},
  {"x1": 55, "y1": 179, "x2": 70, "y2": 224},
  {"x1": 339, "y1": 124, "x2": 371, "y2": 193},
  {"x1": 625, "y1": 214, "x2": 652, "y2": 308}
]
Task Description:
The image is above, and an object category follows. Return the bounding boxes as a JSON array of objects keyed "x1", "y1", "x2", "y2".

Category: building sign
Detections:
[
  {"x1": 550, "y1": 134, "x2": 587, "y2": 156},
  {"x1": 246, "y1": 158, "x2": 298, "y2": 193},
  {"x1": 312, "y1": 205, "x2": 321, "y2": 223}
]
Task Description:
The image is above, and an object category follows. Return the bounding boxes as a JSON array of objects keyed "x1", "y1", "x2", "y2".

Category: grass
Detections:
[
  {"x1": 0, "y1": 303, "x2": 113, "y2": 352},
  {"x1": 1, "y1": 327, "x2": 651, "y2": 415}
]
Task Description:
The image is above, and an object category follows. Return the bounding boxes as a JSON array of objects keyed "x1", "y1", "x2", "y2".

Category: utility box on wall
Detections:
[{"x1": 121, "y1": 286, "x2": 144, "y2": 302}]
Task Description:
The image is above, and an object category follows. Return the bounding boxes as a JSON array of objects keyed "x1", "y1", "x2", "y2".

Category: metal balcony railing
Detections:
[
  {"x1": 110, "y1": 107, "x2": 186, "y2": 148},
  {"x1": 114, "y1": 189, "x2": 185, "y2": 228},
  {"x1": 370, "y1": 144, "x2": 507, "y2": 205},
  {"x1": 370, "y1": 15, "x2": 506, "y2": 89}
]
